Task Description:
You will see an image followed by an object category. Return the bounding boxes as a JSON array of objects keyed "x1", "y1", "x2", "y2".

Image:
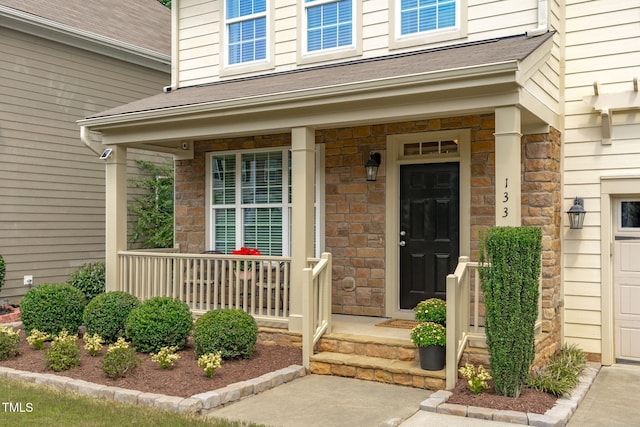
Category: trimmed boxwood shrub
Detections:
[
  {"x1": 83, "y1": 291, "x2": 140, "y2": 343},
  {"x1": 20, "y1": 283, "x2": 87, "y2": 336},
  {"x1": 125, "y1": 297, "x2": 192, "y2": 353},
  {"x1": 67, "y1": 262, "x2": 106, "y2": 303},
  {"x1": 479, "y1": 226, "x2": 542, "y2": 398},
  {"x1": 193, "y1": 309, "x2": 258, "y2": 359}
]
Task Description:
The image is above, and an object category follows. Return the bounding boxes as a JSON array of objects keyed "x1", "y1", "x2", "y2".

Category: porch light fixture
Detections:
[
  {"x1": 365, "y1": 152, "x2": 381, "y2": 181},
  {"x1": 567, "y1": 197, "x2": 587, "y2": 229}
]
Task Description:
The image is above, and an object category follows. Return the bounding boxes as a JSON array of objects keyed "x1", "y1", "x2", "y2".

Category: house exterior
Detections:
[
  {"x1": 0, "y1": 0, "x2": 171, "y2": 304},
  {"x1": 562, "y1": 2, "x2": 640, "y2": 365},
  {"x1": 79, "y1": 0, "x2": 640, "y2": 368}
]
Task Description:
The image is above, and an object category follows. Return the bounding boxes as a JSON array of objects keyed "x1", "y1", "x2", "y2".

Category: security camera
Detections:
[{"x1": 99, "y1": 148, "x2": 113, "y2": 160}]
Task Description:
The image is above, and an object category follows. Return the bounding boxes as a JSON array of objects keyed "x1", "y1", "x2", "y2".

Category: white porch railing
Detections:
[
  {"x1": 302, "y1": 252, "x2": 332, "y2": 369},
  {"x1": 446, "y1": 256, "x2": 486, "y2": 390},
  {"x1": 118, "y1": 250, "x2": 292, "y2": 328}
]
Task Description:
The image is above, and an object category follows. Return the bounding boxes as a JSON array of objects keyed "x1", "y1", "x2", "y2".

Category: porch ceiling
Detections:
[{"x1": 78, "y1": 32, "x2": 556, "y2": 147}]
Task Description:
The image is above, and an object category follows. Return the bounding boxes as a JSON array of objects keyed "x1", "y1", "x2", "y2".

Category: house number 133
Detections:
[{"x1": 502, "y1": 178, "x2": 509, "y2": 218}]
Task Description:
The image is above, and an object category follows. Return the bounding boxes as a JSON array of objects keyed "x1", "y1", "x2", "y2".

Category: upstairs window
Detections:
[
  {"x1": 226, "y1": 0, "x2": 268, "y2": 65},
  {"x1": 399, "y1": 0, "x2": 456, "y2": 36},
  {"x1": 305, "y1": 0, "x2": 354, "y2": 53}
]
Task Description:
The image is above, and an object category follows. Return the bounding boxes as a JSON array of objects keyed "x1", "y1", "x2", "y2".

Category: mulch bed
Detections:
[
  {"x1": 0, "y1": 329, "x2": 302, "y2": 398},
  {"x1": 447, "y1": 377, "x2": 557, "y2": 414},
  {"x1": 1, "y1": 311, "x2": 557, "y2": 414}
]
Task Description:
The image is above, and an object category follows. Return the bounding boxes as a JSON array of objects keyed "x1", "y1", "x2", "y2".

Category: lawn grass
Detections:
[{"x1": 0, "y1": 378, "x2": 264, "y2": 427}]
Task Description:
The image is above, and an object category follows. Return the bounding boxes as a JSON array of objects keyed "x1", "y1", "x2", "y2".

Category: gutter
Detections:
[
  {"x1": 0, "y1": 5, "x2": 170, "y2": 72},
  {"x1": 526, "y1": 0, "x2": 549, "y2": 37}
]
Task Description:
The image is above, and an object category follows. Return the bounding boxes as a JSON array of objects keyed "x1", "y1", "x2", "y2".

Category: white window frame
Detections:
[
  {"x1": 221, "y1": 0, "x2": 274, "y2": 76},
  {"x1": 297, "y1": 0, "x2": 362, "y2": 65},
  {"x1": 205, "y1": 146, "x2": 325, "y2": 257},
  {"x1": 389, "y1": 0, "x2": 467, "y2": 50}
]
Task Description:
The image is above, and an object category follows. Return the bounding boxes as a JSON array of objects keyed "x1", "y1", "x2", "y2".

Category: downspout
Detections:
[
  {"x1": 526, "y1": 0, "x2": 548, "y2": 37},
  {"x1": 80, "y1": 125, "x2": 103, "y2": 155},
  {"x1": 168, "y1": 0, "x2": 179, "y2": 92}
]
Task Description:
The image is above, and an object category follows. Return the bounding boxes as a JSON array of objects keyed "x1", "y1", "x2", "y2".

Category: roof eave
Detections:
[
  {"x1": 78, "y1": 60, "x2": 521, "y2": 130},
  {"x1": 0, "y1": 5, "x2": 170, "y2": 72}
]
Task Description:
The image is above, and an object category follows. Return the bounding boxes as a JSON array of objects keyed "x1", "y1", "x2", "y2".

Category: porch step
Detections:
[
  {"x1": 316, "y1": 333, "x2": 417, "y2": 361},
  {"x1": 310, "y1": 351, "x2": 446, "y2": 390},
  {"x1": 311, "y1": 332, "x2": 446, "y2": 390}
]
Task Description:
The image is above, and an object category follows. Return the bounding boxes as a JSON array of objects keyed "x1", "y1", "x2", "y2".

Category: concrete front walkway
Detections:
[
  {"x1": 205, "y1": 374, "x2": 429, "y2": 427},
  {"x1": 567, "y1": 364, "x2": 640, "y2": 427}
]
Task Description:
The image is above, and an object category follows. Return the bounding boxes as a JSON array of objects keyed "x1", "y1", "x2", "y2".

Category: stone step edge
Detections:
[
  {"x1": 318, "y1": 332, "x2": 414, "y2": 348},
  {"x1": 311, "y1": 351, "x2": 446, "y2": 379},
  {"x1": 0, "y1": 364, "x2": 306, "y2": 414}
]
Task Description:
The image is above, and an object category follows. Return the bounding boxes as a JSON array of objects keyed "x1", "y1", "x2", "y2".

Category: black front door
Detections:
[{"x1": 399, "y1": 162, "x2": 459, "y2": 310}]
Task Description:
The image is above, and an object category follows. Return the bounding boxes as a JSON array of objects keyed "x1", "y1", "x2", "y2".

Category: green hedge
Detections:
[
  {"x1": 479, "y1": 226, "x2": 542, "y2": 397},
  {"x1": 20, "y1": 284, "x2": 87, "y2": 336},
  {"x1": 83, "y1": 292, "x2": 140, "y2": 343},
  {"x1": 193, "y1": 309, "x2": 258, "y2": 359},
  {"x1": 125, "y1": 297, "x2": 192, "y2": 353}
]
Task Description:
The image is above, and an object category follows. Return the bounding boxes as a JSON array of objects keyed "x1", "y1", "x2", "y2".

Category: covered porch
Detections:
[
  {"x1": 116, "y1": 249, "x2": 483, "y2": 389},
  {"x1": 78, "y1": 33, "x2": 561, "y2": 390}
]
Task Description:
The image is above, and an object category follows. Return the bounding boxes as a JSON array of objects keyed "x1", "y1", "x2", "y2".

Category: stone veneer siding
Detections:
[
  {"x1": 173, "y1": 116, "x2": 562, "y2": 360},
  {"x1": 523, "y1": 128, "x2": 563, "y2": 365}
]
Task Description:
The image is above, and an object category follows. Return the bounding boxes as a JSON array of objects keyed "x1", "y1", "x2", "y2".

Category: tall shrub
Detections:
[
  {"x1": 478, "y1": 226, "x2": 542, "y2": 397},
  {"x1": 128, "y1": 160, "x2": 174, "y2": 249}
]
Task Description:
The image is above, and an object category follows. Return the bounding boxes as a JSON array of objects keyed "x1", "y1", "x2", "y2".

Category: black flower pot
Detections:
[{"x1": 418, "y1": 345, "x2": 445, "y2": 371}]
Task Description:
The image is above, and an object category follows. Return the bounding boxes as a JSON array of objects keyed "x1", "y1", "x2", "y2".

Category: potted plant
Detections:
[
  {"x1": 413, "y1": 298, "x2": 446, "y2": 325},
  {"x1": 411, "y1": 321, "x2": 446, "y2": 371}
]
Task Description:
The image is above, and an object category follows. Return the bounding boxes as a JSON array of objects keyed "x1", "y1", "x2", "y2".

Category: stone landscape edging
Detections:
[
  {"x1": 1, "y1": 318, "x2": 307, "y2": 415},
  {"x1": 0, "y1": 364, "x2": 307, "y2": 414},
  {"x1": 418, "y1": 363, "x2": 600, "y2": 427}
]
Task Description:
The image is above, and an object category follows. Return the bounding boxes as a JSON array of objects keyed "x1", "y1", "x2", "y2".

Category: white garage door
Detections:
[{"x1": 614, "y1": 200, "x2": 640, "y2": 363}]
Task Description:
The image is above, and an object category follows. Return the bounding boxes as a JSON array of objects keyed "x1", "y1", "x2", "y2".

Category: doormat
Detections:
[{"x1": 375, "y1": 319, "x2": 418, "y2": 329}]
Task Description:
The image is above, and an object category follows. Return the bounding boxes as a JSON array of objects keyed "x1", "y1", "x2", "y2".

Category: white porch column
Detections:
[
  {"x1": 494, "y1": 106, "x2": 522, "y2": 226},
  {"x1": 289, "y1": 127, "x2": 315, "y2": 333},
  {"x1": 105, "y1": 145, "x2": 128, "y2": 292}
]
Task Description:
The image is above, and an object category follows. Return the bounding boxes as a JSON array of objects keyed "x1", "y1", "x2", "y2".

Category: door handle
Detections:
[
  {"x1": 399, "y1": 241, "x2": 406, "y2": 247},
  {"x1": 400, "y1": 231, "x2": 406, "y2": 236}
]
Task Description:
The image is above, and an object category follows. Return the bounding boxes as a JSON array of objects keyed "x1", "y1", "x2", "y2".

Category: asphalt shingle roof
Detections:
[
  {"x1": 86, "y1": 32, "x2": 554, "y2": 121},
  {"x1": 0, "y1": 0, "x2": 170, "y2": 55}
]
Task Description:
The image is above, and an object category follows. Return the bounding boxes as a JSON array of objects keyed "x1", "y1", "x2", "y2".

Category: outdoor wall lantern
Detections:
[
  {"x1": 365, "y1": 152, "x2": 381, "y2": 181},
  {"x1": 567, "y1": 197, "x2": 587, "y2": 229}
]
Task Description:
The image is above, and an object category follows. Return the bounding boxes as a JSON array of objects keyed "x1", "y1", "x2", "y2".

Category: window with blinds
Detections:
[
  {"x1": 226, "y1": 0, "x2": 268, "y2": 65},
  {"x1": 399, "y1": 0, "x2": 457, "y2": 36},
  {"x1": 211, "y1": 149, "x2": 290, "y2": 256},
  {"x1": 305, "y1": 0, "x2": 354, "y2": 53}
]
